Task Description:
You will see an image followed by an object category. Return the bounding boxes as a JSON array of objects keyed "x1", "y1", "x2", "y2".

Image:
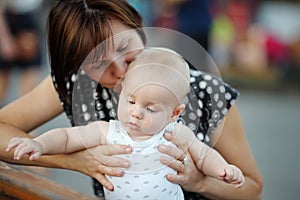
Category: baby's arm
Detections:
[
  {"x1": 6, "y1": 121, "x2": 108, "y2": 160},
  {"x1": 175, "y1": 124, "x2": 245, "y2": 188}
]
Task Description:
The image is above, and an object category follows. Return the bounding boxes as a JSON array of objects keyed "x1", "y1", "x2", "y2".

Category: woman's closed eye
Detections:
[
  {"x1": 91, "y1": 60, "x2": 110, "y2": 70},
  {"x1": 117, "y1": 42, "x2": 129, "y2": 54}
]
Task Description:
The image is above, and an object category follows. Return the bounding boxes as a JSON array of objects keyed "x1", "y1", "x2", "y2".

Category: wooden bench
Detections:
[{"x1": 0, "y1": 161, "x2": 102, "y2": 200}]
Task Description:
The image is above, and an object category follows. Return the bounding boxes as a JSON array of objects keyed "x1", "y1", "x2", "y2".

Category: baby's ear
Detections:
[{"x1": 170, "y1": 104, "x2": 185, "y2": 122}]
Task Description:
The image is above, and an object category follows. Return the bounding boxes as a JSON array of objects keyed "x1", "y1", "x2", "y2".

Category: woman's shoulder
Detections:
[
  {"x1": 179, "y1": 69, "x2": 240, "y2": 140},
  {"x1": 189, "y1": 69, "x2": 239, "y2": 108},
  {"x1": 189, "y1": 70, "x2": 239, "y2": 98}
]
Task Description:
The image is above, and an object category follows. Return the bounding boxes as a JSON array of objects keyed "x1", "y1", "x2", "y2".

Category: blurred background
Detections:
[{"x1": 1, "y1": 0, "x2": 299, "y2": 199}]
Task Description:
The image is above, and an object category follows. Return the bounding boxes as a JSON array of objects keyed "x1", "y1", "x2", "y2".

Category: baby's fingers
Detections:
[
  {"x1": 224, "y1": 165, "x2": 245, "y2": 188},
  {"x1": 223, "y1": 167, "x2": 234, "y2": 181},
  {"x1": 29, "y1": 151, "x2": 41, "y2": 161},
  {"x1": 14, "y1": 143, "x2": 34, "y2": 160},
  {"x1": 6, "y1": 137, "x2": 22, "y2": 152},
  {"x1": 235, "y1": 176, "x2": 245, "y2": 188},
  {"x1": 234, "y1": 172, "x2": 245, "y2": 188}
]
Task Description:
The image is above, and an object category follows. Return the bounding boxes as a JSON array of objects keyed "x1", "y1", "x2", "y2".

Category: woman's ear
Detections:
[{"x1": 170, "y1": 104, "x2": 185, "y2": 122}]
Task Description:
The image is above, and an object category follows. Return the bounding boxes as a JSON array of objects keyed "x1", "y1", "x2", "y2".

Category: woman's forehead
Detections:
[
  {"x1": 110, "y1": 18, "x2": 139, "y2": 41},
  {"x1": 98, "y1": 26, "x2": 140, "y2": 57},
  {"x1": 89, "y1": 29, "x2": 139, "y2": 62}
]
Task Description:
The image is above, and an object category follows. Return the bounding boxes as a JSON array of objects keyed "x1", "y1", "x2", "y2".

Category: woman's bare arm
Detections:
[
  {"x1": 199, "y1": 104, "x2": 263, "y2": 200},
  {"x1": 0, "y1": 76, "x2": 64, "y2": 165},
  {"x1": 0, "y1": 75, "x2": 131, "y2": 190}
]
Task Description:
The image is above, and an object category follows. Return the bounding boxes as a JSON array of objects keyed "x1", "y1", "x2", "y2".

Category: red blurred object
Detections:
[{"x1": 265, "y1": 33, "x2": 287, "y2": 65}]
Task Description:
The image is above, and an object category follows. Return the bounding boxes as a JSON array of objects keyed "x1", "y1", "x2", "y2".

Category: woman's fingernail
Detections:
[
  {"x1": 124, "y1": 147, "x2": 132, "y2": 153},
  {"x1": 164, "y1": 132, "x2": 172, "y2": 138},
  {"x1": 109, "y1": 185, "x2": 114, "y2": 191},
  {"x1": 160, "y1": 156, "x2": 172, "y2": 164},
  {"x1": 124, "y1": 161, "x2": 130, "y2": 167},
  {"x1": 166, "y1": 174, "x2": 174, "y2": 181},
  {"x1": 159, "y1": 144, "x2": 167, "y2": 150},
  {"x1": 115, "y1": 169, "x2": 124, "y2": 176}
]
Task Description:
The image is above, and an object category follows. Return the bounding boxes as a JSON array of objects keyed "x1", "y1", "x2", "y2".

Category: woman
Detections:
[{"x1": 0, "y1": 0, "x2": 263, "y2": 199}]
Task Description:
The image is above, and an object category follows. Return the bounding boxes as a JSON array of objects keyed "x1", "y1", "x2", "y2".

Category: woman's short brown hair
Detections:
[{"x1": 48, "y1": 0, "x2": 145, "y2": 102}]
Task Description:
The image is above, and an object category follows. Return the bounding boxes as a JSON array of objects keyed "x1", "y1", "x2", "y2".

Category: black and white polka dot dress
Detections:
[{"x1": 51, "y1": 69, "x2": 239, "y2": 200}]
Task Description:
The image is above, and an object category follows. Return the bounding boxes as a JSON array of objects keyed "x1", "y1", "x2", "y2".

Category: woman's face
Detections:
[{"x1": 82, "y1": 19, "x2": 145, "y2": 89}]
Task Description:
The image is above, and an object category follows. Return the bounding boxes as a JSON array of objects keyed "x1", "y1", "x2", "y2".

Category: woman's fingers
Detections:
[
  {"x1": 160, "y1": 152, "x2": 205, "y2": 193},
  {"x1": 96, "y1": 144, "x2": 132, "y2": 156},
  {"x1": 160, "y1": 155, "x2": 185, "y2": 173},
  {"x1": 158, "y1": 144, "x2": 186, "y2": 161},
  {"x1": 85, "y1": 144, "x2": 133, "y2": 191},
  {"x1": 94, "y1": 172, "x2": 114, "y2": 191},
  {"x1": 164, "y1": 131, "x2": 189, "y2": 153},
  {"x1": 74, "y1": 144, "x2": 131, "y2": 189},
  {"x1": 160, "y1": 155, "x2": 186, "y2": 184},
  {"x1": 96, "y1": 163, "x2": 124, "y2": 177},
  {"x1": 87, "y1": 144, "x2": 131, "y2": 168}
]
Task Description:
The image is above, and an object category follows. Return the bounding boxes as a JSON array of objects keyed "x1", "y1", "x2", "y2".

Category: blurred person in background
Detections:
[
  {"x1": 152, "y1": 0, "x2": 212, "y2": 51},
  {"x1": 149, "y1": 0, "x2": 212, "y2": 73},
  {"x1": 209, "y1": 1, "x2": 235, "y2": 70},
  {"x1": 0, "y1": 0, "x2": 44, "y2": 107}
]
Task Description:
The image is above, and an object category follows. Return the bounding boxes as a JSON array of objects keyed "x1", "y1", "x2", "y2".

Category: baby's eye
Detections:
[
  {"x1": 128, "y1": 100, "x2": 135, "y2": 104},
  {"x1": 147, "y1": 107, "x2": 156, "y2": 112}
]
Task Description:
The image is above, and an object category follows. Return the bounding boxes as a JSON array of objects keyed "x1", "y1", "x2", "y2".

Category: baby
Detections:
[{"x1": 7, "y1": 47, "x2": 244, "y2": 200}]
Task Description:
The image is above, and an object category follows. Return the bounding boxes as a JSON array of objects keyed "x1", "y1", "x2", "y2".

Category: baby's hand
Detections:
[
  {"x1": 219, "y1": 164, "x2": 245, "y2": 188},
  {"x1": 6, "y1": 137, "x2": 42, "y2": 161}
]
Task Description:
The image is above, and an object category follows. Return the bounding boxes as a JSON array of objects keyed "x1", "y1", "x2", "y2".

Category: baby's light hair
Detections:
[{"x1": 127, "y1": 47, "x2": 190, "y2": 103}]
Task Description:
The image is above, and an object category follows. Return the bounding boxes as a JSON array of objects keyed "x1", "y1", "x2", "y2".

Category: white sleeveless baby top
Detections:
[{"x1": 104, "y1": 120, "x2": 184, "y2": 200}]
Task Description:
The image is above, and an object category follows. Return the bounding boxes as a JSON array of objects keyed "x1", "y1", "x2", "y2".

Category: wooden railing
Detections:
[{"x1": 0, "y1": 161, "x2": 102, "y2": 200}]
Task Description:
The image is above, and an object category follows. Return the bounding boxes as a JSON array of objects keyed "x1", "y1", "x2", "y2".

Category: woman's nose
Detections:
[{"x1": 111, "y1": 57, "x2": 129, "y2": 79}]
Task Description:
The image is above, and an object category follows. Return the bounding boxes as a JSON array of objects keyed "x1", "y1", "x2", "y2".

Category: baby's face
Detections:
[{"x1": 117, "y1": 71, "x2": 179, "y2": 141}]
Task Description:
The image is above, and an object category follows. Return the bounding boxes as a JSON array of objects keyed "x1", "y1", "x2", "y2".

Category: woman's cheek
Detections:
[{"x1": 117, "y1": 98, "x2": 127, "y2": 120}]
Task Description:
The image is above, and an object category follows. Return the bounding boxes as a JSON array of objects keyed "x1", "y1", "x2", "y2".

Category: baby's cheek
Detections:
[{"x1": 148, "y1": 118, "x2": 167, "y2": 133}]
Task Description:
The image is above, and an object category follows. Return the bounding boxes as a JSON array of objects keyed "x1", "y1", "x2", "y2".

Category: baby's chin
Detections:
[{"x1": 127, "y1": 130, "x2": 157, "y2": 141}]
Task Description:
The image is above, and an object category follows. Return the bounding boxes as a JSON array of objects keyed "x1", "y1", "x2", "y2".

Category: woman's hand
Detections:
[
  {"x1": 158, "y1": 105, "x2": 263, "y2": 200},
  {"x1": 158, "y1": 131, "x2": 206, "y2": 192},
  {"x1": 61, "y1": 144, "x2": 132, "y2": 191}
]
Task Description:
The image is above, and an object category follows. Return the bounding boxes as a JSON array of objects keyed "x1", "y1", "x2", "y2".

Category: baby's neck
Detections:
[{"x1": 128, "y1": 134, "x2": 153, "y2": 142}]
